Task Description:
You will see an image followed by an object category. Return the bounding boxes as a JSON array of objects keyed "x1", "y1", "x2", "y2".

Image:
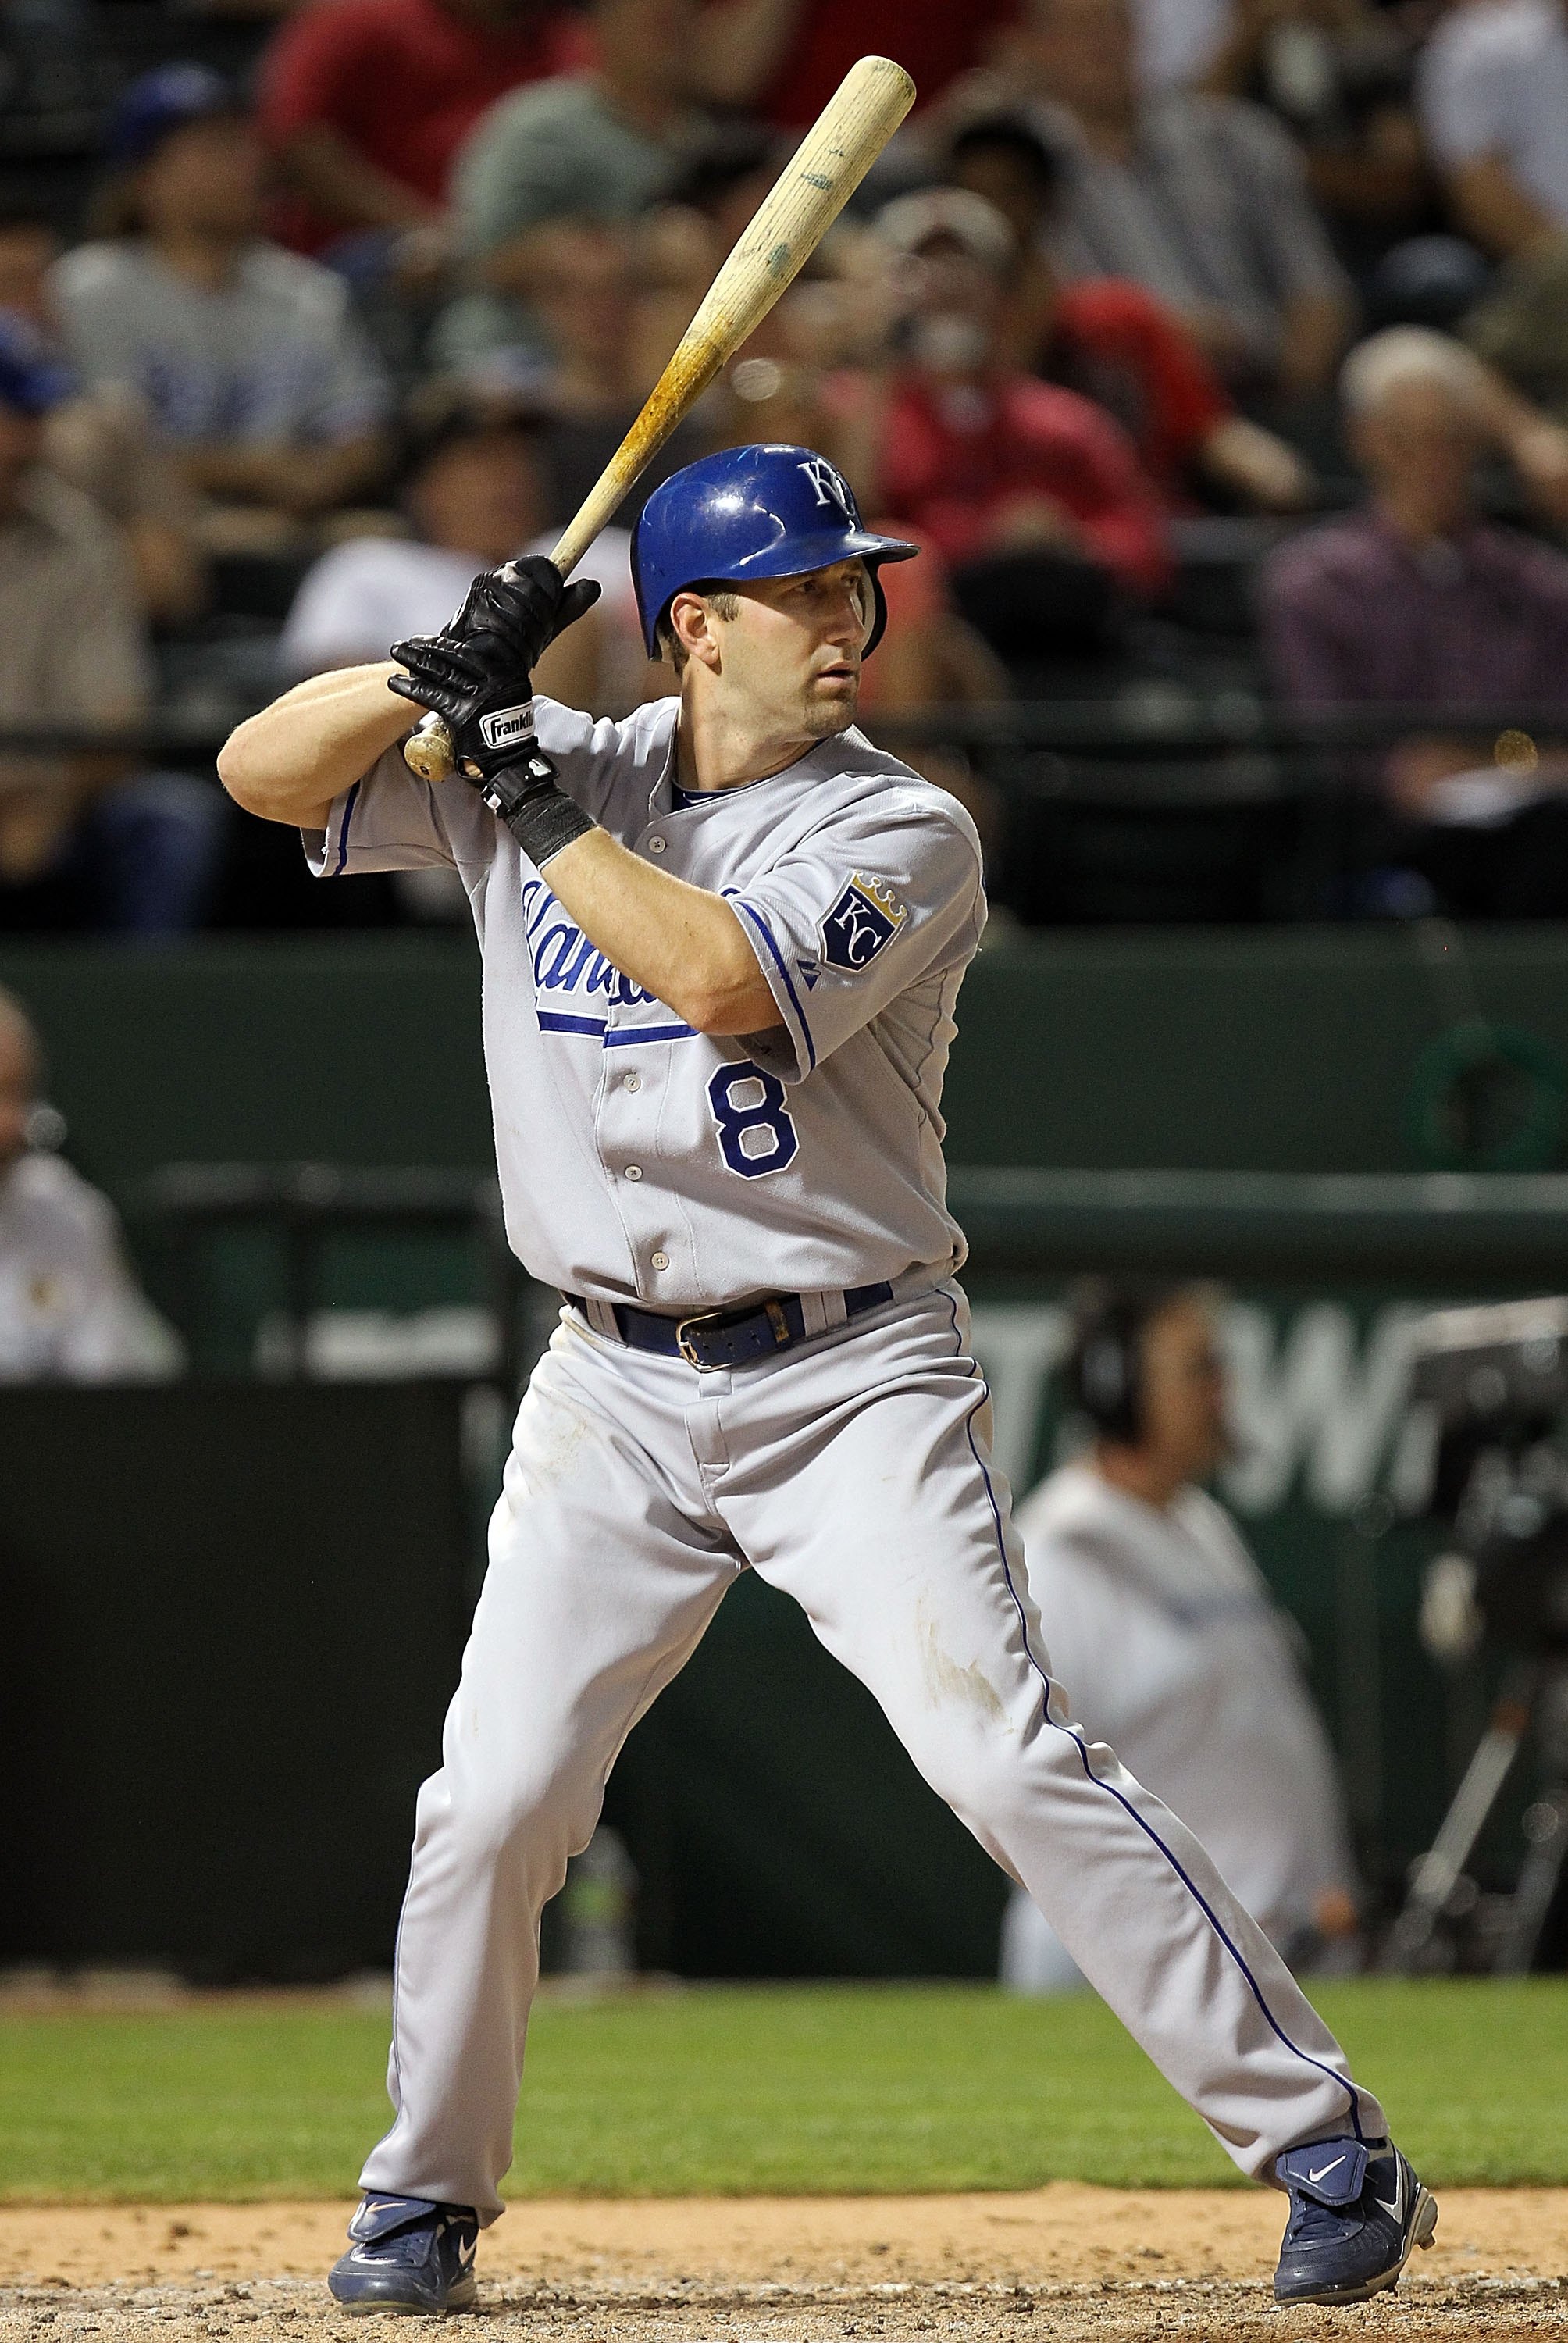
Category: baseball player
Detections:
[{"x1": 218, "y1": 443, "x2": 1435, "y2": 2318}]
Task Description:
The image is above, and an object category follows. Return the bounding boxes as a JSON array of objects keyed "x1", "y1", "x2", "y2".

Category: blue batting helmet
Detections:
[{"x1": 631, "y1": 443, "x2": 919, "y2": 659}]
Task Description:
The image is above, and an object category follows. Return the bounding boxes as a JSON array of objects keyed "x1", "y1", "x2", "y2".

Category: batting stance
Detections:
[{"x1": 219, "y1": 444, "x2": 1434, "y2": 2318}]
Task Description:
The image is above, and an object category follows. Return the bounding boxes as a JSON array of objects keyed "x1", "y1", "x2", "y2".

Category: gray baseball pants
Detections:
[{"x1": 360, "y1": 1284, "x2": 1385, "y2": 2220}]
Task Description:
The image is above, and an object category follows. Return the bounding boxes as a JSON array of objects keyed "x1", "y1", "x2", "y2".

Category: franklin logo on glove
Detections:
[{"x1": 479, "y1": 705, "x2": 536, "y2": 754}]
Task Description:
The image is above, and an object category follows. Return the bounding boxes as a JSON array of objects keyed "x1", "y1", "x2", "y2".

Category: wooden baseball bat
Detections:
[{"x1": 402, "y1": 52, "x2": 916, "y2": 782}]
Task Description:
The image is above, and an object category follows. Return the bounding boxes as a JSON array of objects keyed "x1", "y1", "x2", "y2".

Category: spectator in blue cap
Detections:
[
  {"x1": 0, "y1": 314, "x2": 222, "y2": 935},
  {"x1": 105, "y1": 62, "x2": 242, "y2": 177},
  {"x1": 52, "y1": 63, "x2": 390, "y2": 543}
]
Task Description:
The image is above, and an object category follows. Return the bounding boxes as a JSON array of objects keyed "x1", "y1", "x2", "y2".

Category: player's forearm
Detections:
[
  {"x1": 543, "y1": 828, "x2": 780, "y2": 1036},
  {"x1": 219, "y1": 662, "x2": 412, "y2": 828}
]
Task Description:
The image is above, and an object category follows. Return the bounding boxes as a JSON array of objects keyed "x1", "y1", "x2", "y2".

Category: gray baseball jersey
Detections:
[{"x1": 307, "y1": 694, "x2": 985, "y2": 1308}]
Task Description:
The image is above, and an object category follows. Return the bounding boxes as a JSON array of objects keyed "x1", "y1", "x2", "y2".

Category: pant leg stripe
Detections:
[{"x1": 940, "y1": 1287, "x2": 1363, "y2": 2144}]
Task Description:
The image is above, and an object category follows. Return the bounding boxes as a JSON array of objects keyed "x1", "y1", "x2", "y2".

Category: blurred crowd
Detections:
[{"x1": 5, "y1": 0, "x2": 1568, "y2": 930}]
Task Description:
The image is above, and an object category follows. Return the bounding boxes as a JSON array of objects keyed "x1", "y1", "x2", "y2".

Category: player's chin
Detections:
[{"x1": 804, "y1": 674, "x2": 860, "y2": 735}]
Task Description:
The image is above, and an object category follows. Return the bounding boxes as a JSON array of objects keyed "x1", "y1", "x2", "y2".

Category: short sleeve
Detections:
[
  {"x1": 728, "y1": 789, "x2": 984, "y2": 1082},
  {"x1": 1118, "y1": 291, "x2": 1231, "y2": 457},
  {"x1": 303, "y1": 742, "x2": 463, "y2": 875},
  {"x1": 1037, "y1": 388, "x2": 1173, "y2": 596}
]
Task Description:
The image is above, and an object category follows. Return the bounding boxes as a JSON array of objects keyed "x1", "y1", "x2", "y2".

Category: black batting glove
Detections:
[
  {"x1": 387, "y1": 631, "x2": 536, "y2": 782},
  {"x1": 440, "y1": 556, "x2": 600, "y2": 673},
  {"x1": 389, "y1": 558, "x2": 603, "y2": 868},
  {"x1": 389, "y1": 557, "x2": 601, "y2": 780}
]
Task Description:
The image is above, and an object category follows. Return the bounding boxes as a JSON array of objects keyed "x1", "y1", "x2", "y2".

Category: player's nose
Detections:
[{"x1": 821, "y1": 596, "x2": 868, "y2": 652}]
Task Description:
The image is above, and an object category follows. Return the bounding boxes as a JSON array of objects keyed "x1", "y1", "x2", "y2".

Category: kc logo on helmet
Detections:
[
  {"x1": 796, "y1": 457, "x2": 859, "y2": 522},
  {"x1": 820, "y1": 874, "x2": 907, "y2": 972}
]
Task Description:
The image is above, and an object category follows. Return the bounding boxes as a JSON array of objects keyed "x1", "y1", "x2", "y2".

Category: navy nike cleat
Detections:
[
  {"x1": 327, "y1": 2193, "x2": 479, "y2": 2316},
  {"x1": 1273, "y1": 2138, "x2": 1438, "y2": 2305}
]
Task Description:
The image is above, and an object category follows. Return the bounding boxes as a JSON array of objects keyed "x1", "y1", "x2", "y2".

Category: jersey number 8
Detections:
[{"x1": 707, "y1": 1059, "x2": 799, "y2": 1179}]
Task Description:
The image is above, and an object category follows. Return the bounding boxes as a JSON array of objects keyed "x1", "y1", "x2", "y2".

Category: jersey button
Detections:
[
  {"x1": 650, "y1": 1250, "x2": 670, "y2": 1271},
  {"x1": 624, "y1": 1164, "x2": 643, "y2": 1180},
  {"x1": 647, "y1": 835, "x2": 667, "y2": 854},
  {"x1": 623, "y1": 1072, "x2": 641, "y2": 1093}
]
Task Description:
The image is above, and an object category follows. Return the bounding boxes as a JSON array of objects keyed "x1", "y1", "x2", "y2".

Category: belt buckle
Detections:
[
  {"x1": 675, "y1": 1299, "x2": 793, "y2": 1369},
  {"x1": 675, "y1": 1309, "x2": 725, "y2": 1370}
]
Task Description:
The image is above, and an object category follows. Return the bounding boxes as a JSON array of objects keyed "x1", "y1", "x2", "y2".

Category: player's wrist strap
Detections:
[{"x1": 479, "y1": 751, "x2": 597, "y2": 868}]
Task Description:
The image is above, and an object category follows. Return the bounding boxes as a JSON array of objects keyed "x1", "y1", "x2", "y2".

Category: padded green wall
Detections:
[{"x1": 7, "y1": 926, "x2": 1568, "y2": 1185}]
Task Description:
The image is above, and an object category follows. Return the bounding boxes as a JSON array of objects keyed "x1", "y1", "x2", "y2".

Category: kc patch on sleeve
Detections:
[{"x1": 819, "y1": 875, "x2": 908, "y2": 972}]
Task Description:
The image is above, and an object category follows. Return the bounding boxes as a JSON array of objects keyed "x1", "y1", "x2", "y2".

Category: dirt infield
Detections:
[{"x1": 1, "y1": 2191, "x2": 1565, "y2": 2340}]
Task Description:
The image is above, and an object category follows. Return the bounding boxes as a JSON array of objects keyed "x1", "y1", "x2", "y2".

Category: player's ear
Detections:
[{"x1": 668, "y1": 590, "x2": 723, "y2": 673}]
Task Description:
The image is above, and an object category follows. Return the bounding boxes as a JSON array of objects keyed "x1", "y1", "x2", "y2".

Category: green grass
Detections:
[{"x1": 1, "y1": 1979, "x2": 1563, "y2": 2202}]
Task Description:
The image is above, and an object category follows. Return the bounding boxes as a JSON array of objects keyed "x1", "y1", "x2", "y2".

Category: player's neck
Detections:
[
  {"x1": 675, "y1": 693, "x2": 832, "y2": 796},
  {"x1": 1092, "y1": 1444, "x2": 1188, "y2": 1512}
]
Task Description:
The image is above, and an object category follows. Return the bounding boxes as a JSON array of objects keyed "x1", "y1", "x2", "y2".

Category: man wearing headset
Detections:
[{"x1": 1002, "y1": 1280, "x2": 1360, "y2": 1992}]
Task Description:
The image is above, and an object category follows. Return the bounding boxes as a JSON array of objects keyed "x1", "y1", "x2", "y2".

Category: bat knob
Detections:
[{"x1": 403, "y1": 712, "x2": 455, "y2": 782}]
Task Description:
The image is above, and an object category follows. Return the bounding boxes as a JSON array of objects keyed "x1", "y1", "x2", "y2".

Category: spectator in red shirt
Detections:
[
  {"x1": 852, "y1": 187, "x2": 1171, "y2": 611},
  {"x1": 702, "y1": 0, "x2": 1021, "y2": 127},
  {"x1": 257, "y1": 0, "x2": 590, "y2": 256},
  {"x1": 946, "y1": 114, "x2": 1313, "y2": 509}
]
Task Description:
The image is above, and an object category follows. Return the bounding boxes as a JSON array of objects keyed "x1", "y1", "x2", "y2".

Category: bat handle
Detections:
[
  {"x1": 404, "y1": 710, "x2": 455, "y2": 782},
  {"x1": 401, "y1": 550, "x2": 570, "y2": 781}
]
